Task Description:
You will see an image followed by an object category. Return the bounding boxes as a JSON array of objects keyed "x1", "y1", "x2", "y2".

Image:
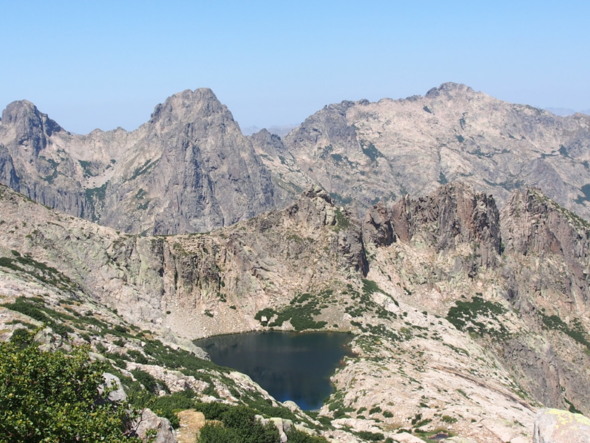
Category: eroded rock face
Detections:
[
  {"x1": 534, "y1": 409, "x2": 590, "y2": 443},
  {"x1": 363, "y1": 203, "x2": 395, "y2": 247},
  {"x1": 502, "y1": 188, "x2": 590, "y2": 299},
  {"x1": 365, "y1": 182, "x2": 501, "y2": 271},
  {"x1": 4, "y1": 82, "x2": 590, "y2": 236},
  {"x1": 496, "y1": 188, "x2": 590, "y2": 414},
  {"x1": 3, "y1": 182, "x2": 590, "y2": 441},
  {"x1": 0, "y1": 89, "x2": 280, "y2": 234}
]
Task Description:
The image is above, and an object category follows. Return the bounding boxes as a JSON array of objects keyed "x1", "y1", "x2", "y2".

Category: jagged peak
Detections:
[
  {"x1": 505, "y1": 187, "x2": 590, "y2": 232},
  {"x1": 148, "y1": 88, "x2": 231, "y2": 126},
  {"x1": 2, "y1": 100, "x2": 43, "y2": 125},
  {"x1": 1, "y1": 100, "x2": 63, "y2": 136}
]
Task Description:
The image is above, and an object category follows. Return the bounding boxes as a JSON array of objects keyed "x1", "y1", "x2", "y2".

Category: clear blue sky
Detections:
[{"x1": 1, "y1": 0, "x2": 589, "y2": 134}]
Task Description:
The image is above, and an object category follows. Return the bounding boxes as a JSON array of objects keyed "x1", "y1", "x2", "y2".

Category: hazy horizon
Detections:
[{"x1": 1, "y1": 1, "x2": 589, "y2": 134}]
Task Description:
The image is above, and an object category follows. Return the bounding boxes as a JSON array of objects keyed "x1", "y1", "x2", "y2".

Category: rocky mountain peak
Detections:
[
  {"x1": 148, "y1": 88, "x2": 231, "y2": 128},
  {"x1": 1, "y1": 100, "x2": 63, "y2": 137},
  {"x1": 425, "y1": 82, "x2": 476, "y2": 98},
  {"x1": 0, "y1": 100, "x2": 63, "y2": 156},
  {"x1": 1, "y1": 100, "x2": 37, "y2": 123}
]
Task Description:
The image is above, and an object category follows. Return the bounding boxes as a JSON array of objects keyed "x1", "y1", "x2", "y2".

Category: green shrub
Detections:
[
  {"x1": 0, "y1": 342, "x2": 137, "y2": 442},
  {"x1": 195, "y1": 403, "x2": 279, "y2": 443},
  {"x1": 446, "y1": 296, "x2": 509, "y2": 339},
  {"x1": 150, "y1": 390, "x2": 196, "y2": 428},
  {"x1": 355, "y1": 430, "x2": 385, "y2": 441},
  {"x1": 285, "y1": 427, "x2": 328, "y2": 442},
  {"x1": 9, "y1": 328, "x2": 35, "y2": 347},
  {"x1": 126, "y1": 349, "x2": 149, "y2": 364},
  {"x1": 199, "y1": 422, "x2": 242, "y2": 442},
  {"x1": 131, "y1": 369, "x2": 161, "y2": 394},
  {"x1": 441, "y1": 415, "x2": 457, "y2": 423},
  {"x1": 541, "y1": 315, "x2": 590, "y2": 349}
]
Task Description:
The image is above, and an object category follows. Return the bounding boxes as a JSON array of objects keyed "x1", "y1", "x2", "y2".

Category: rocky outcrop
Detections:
[
  {"x1": 100, "y1": 373, "x2": 127, "y2": 403},
  {"x1": 501, "y1": 188, "x2": 590, "y2": 301},
  {"x1": 100, "y1": 88, "x2": 279, "y2": 234},
  {"x1": 365, "y1": 182, "x2": 501, "y2": 270},
  {"x1": 495, "y1": 188, "x2": 590, "y2": 413},
  {"x1": 249, "y1": 128, "x2": 313, "y2": 205},
  {"x1": 0, "y1": 183, "x2": 368, "y2": 337},
  {"x1": 534, "y1": 409, "x2": 590, "y2": 443},
  {"x1": 363, "y1": 203, "x2": 395, "y2": 247},
  {"x1": 3, "y1": 180, "x2": 590, "y2": 441},
  {"x1": 4, "y1": 83, "x2": 590, "y2": 235},
  {"x1": 175, "y1": 410, "x2": 205, "y2": 443},
  {"x1": 1, "y1": 100, "x2": 63, "y2": 154}
]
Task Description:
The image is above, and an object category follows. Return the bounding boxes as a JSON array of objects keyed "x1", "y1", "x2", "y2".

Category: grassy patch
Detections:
[
  {"x1": 333, "y1": 208, "x2": 350, "y2": 231},
  {"x1": 361, "y1": 143, "x2": 383, "y2": 162},
  {"x1": 128, "y1": 159, "x2": 159, "y2": 181}
]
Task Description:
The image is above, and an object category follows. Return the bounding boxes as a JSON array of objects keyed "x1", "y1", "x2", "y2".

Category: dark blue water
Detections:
[{"x1": 194, "y1": 331, "x2": 352, "y2": 410}]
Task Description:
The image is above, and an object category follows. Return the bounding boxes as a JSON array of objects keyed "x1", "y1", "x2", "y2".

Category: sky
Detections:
[{"x1": 1, "y1": 1, "x2": 589, "y2": 134}]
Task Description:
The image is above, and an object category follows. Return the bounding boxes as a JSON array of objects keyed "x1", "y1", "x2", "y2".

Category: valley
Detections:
[{"x1": 1, "y1": 85, "x2": 590, "y2": 441}]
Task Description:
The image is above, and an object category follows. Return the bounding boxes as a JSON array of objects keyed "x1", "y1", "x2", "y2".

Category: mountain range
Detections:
[
  {"x1": 2, "y1": 82, "x2": 590, "y2": 234},
  {"x1": 1, "y1": 84, "x2": 590, "y2": 442}
]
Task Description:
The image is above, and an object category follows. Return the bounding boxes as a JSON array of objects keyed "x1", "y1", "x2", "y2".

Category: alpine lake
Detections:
[{"x1": 194, "y1": 331, "x2": 353, "y2": 410}]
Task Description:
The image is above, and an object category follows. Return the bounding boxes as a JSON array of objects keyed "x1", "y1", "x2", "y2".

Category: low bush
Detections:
[{"x1": 0, "y1": 341, "x2": 137, "y2": 441}]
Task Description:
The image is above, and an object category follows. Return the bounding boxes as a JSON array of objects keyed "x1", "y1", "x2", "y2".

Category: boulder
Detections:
[
  {"x1": 132, "y1": 408, "x2": 176, "y2": 443},
  {"x1": 534, "y1": 408, "x2": 590, "y2": 443},
  {"x1": 100, "y1": 372, "x2": 127, "y2": 403}
]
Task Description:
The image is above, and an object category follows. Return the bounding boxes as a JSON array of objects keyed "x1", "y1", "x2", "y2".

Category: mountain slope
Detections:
[
  {"x1": 280, "y1": 82, "x2": 590, "y2": 219},
  {"x1": 2, "y1": 182, "x2": 590, "y2": 441}
]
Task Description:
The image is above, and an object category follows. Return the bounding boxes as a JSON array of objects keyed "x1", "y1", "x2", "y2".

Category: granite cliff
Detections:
[{"x1": 0, "y1": 89, "x2": 283, "y2": 234}]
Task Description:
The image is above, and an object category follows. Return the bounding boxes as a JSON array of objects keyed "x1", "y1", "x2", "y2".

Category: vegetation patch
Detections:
[
  {"x1": 333, "y1": 208, "x2": 350, "y2": 231},
  {"x1": 354, "y1": 430, "x2": 385, "y2": 441},
  {"x1": 0, "y1": 341, "x2": 137, "y2": 441},
  {"x1": 446, "y1": 295, "x2": 510, "y2": 339},
  {"x1": 0, "y1": 253, "x2": 79, "y2": 292},
  {"x1": 575, "y1": 184, "x2": 590, "y2": 204},
  {"x1": 128, "y1": 159, "x2": 159, "y2": 181},
  {"x1": 329, "y1": 192, "x2": 353, "y2": 205},
  {"x1": 540, "y1": 314, "x2": 590, "y2": 349},
  {"x1": 361, "y1": 142, "x2": 384, "y2": 162},
  {"x1": 39, "y1": 156, "x2": 59, "y2": 184},
  {"x1": 325, "y1": 390, "x2": 354, "y2": 419},
  {"x1": 79, "y1": 160, "x2": 99, "y2": 177},
  {"x1": 85, "y1": 183, "x2": 108, "y2": 221},
  {"x1": 254, "y1": 291, "x2": 329, "y2": 331}
]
